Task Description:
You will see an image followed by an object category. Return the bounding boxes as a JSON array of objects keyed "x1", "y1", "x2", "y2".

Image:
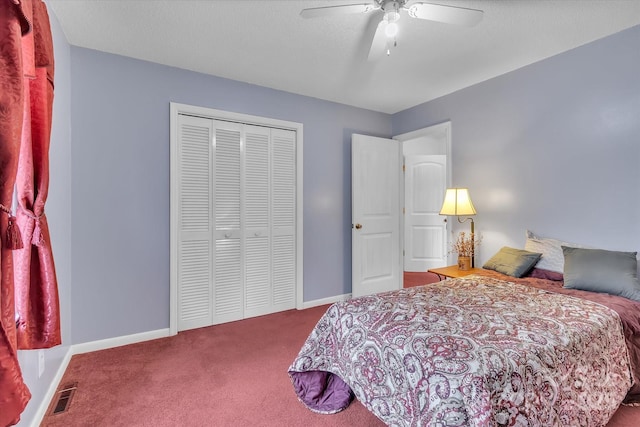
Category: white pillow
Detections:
[{"x1": 524, "y1": 230, "x2": 587, "y2": 273}]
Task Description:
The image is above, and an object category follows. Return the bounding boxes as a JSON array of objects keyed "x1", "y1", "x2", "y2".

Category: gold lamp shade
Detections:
[{"x1": 439, "y1": 188, "x2": 476, "y2": 216}]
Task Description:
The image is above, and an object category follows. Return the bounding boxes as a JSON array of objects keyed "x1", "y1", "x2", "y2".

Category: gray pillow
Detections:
[
  {"x1": 524, "y1": 230, "x2": 589, "y2": 273},
  {"x1": 483, "y1": 247, "x2": 542, "y2": 278},
  {"x1": 562, "y1": 246, "x2": 640, "y2": 302}
]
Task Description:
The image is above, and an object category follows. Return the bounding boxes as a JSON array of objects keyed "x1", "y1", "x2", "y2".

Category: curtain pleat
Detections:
[{"x1": 0, "y1": 1, "x2": 33, "y2": 424}]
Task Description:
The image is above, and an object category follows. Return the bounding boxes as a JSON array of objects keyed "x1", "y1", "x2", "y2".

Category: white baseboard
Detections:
[
  {"x1": 29, "y1": 328, "x2": 171, "y2": 427},
  {"x1": 71, "y1": 328, "x2": 171, "y2": 355},
  {"x1": 30, "y1": 347, "x2": 73, "y2": 427},
  {"x1": 301, "y1": 293, "x2": 351, "y2": 309}
]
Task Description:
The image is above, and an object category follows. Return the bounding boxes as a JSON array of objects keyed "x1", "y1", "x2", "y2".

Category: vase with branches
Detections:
[{"x1": 450, "y1": 231, "x2": 481, "y2": 270}]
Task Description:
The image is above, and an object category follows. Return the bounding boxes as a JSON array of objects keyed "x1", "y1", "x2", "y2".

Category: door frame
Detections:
[
  {"x1": 394, "y1": 121, "x2": 452, "y2": 269},
  {"x1": 169, "y1": 102, "x2": 304, "y2": 336}
]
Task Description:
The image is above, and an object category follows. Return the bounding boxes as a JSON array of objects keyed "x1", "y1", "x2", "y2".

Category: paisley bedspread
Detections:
[{"x1": 288, "y1": 276, "x2": 633, "y2": 426}]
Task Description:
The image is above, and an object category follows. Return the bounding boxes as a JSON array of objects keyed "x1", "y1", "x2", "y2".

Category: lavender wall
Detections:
[
  {"x1": 69, "y1": 48, "x2": 391, "y2": 343},
  {"x1": 393, "y1": 25, "x2": 640, "y2": 264},
  {"x1": 69, "y1": 24, "x2": 640, "y2": 345}
]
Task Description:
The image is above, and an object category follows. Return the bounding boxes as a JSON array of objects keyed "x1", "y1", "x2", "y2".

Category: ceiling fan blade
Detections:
[
  {"x1": 367, "y1": 18, "x2": 388, "y2": 62},
  {"x1": 300, "y1": 3, "x2": 378, "y2": 19},
  {"x1": 406, "y1": 2, "x2": 483, "y2": 26}
]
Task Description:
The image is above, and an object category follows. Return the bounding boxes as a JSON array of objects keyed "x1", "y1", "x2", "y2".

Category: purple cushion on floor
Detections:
[{"x1": 289, "y1": 370, "x2": 354, "y2": 414}]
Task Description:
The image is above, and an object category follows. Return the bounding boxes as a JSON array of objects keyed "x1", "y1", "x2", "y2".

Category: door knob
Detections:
[{"x1": 355, "y1": 223, "x2": 363, "y2": 229}]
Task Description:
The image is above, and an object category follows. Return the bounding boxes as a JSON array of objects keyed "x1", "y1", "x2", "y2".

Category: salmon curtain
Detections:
[
  {"x1": 14, "y1": 0, "x2": 60, "y2": 351},
  {"x1": 0, "y1": 0, "x2": 60, "y2": 425}
]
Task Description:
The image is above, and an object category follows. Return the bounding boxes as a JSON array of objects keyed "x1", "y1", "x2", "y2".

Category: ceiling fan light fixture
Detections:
[
  {"x1": 383, "y1": 3, "x2": 400, "y2": 39},
  {"x1": 299, "y1": 0, "x2": 484, "y2": 62},
  {"x1": 384, "y1": 9, "x2": 399, "y2": 22},
  {"x1": 385, "y1": 21, "x2": 399, "y2": 38}
]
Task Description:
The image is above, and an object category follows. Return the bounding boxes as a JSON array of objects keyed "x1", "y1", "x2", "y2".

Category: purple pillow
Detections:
[
  {"x1": 527, "y1": 267, "x2": 564, "y2": 281},
  {"x1": 289, "y1": 371, "x2": 354, "y2": 414}
]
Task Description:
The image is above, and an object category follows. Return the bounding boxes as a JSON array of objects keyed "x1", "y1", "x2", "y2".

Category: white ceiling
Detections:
[{"x1": 48, "y1": 0, "x2": 640, "y2": 114}]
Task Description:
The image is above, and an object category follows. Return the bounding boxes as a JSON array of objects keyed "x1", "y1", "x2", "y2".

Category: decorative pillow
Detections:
[
  {"x1": 527, "y1": 267, "x2": 564, "y2": 282},
  {"x1": 562, "y1": 246, "x2": 640, "y2": 302},
  {"x1": 483, "y1": 247, "x2": 542, "y2": 278},
  {"x1": 524, "y1": 230, "x2": 586, "y2": 274}
]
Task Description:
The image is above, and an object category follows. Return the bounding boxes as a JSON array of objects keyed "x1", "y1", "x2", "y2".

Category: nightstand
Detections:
[{"x1": 428, "y1": 265, "x2": 487, "y2": 280}]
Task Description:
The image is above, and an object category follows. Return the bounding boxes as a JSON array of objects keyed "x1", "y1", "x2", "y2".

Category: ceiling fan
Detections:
[{"x1": 300, "y1": 1, "x2": 484, "y2": 60}]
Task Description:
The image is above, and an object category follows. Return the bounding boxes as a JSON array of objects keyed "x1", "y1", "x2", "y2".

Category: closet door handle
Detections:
[{"x1": 224, "y1": 233, "x2": 231, "y2": 239}]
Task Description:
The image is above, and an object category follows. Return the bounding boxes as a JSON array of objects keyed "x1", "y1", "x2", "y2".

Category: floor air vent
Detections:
[{"x1": 50, "y1": 382, "x2": 78, "y2": 415}]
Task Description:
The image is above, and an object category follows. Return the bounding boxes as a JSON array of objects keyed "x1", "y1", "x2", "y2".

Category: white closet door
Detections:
[
  {"x1": 213, "y1": 121, "x2": 243, "y2": 324},
  {"x1": 173, "y1": 104, "x2": 300, "y2": 332},
  {"x1": 244, "y1": 125, "x2": 272, "y2": 317},
  {"x1": 271, "y1": 128, "x2": 296, "y2": 310},
  {"x1": 177, "y1": 115, "x2": 214, "y2": 331}
]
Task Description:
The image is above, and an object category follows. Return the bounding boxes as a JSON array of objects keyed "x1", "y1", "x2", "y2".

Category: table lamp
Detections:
[{"x1": 439, "y1": 188, "x2": 477, "y2": 267}]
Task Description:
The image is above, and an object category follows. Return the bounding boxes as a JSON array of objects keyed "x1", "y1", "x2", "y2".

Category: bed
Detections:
[{"x1": 288, "y1": 269, "x2": 640, "y2": 426}]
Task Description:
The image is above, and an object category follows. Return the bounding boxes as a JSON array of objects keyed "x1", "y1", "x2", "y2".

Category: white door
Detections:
[
  {"x1": 213, "y1": 120, "x2": 243, "y2": 324},
  {"x1": 172, "y1": 104, "x2": 301, "y2": 333},
  {"x1": 352, "y1": 134, "x2": 402, "y2": 298},
  {"x1": 403, "y1": 155, "x2": 447, "y2": 271},
  {"x1": 176, "y1": 114, "x2": 214, "y2": 331},
  {"x1": 268, "y1": 128, "x2": 298, "y2": 313}
]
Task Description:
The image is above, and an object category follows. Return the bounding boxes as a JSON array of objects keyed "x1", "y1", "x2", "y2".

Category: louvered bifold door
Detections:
[
  {"x1": 244, "y1": 125, "x2": 272, "y2": 317},
  {"x1": 271, "y1": 128, "x2": 297, "y2": 311},
  {"x1": 213, "y1": 121, "x2": 244, "y2": 324},
  {"x1": 177, "y1": 115, "x2": 214, "y2": 331}
]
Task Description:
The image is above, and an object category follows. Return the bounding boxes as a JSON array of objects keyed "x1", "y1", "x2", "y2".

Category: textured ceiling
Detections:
[{"x1": 48, "y1": 0, "x2": 640, "y2": 114}]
